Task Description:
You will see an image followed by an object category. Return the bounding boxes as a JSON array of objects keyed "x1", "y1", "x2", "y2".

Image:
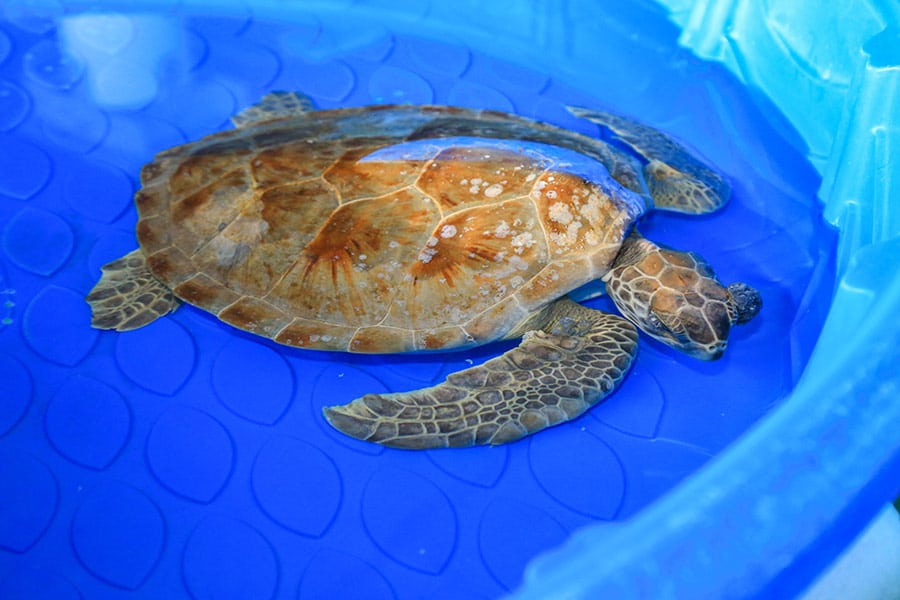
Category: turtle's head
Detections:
[{"x1": 604, "y1": 232, "x2": 762, "y2": 360}]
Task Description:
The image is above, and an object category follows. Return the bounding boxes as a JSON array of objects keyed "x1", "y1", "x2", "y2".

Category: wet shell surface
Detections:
[{"x1": 134, "y1": 105, "x2": 647, "y2": 353}]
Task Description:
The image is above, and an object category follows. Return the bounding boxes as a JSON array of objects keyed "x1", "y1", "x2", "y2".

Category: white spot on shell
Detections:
[
  {"x1": 508, "y1": 255, "x2": 529, "y2": 271},
  {"x1": 548, "y1": 202, "x2": 574, "y2": 225},
  {"x1": 440, "y1": 224, "x2": 458, "y2": 238},
  {"x1": 484, "y1": 183, "x2": 504, "y2": 198},
  {"x1": 511, "y1": 232, "x2": 536, "y2": 254},
  {"x1": 567, "y1": 221, "x2": 582, "y2": 238},
  {"x1": 426, "y1": 236, "x2": 439, "y2": 247},
  {"x1": 418, "y1": 247, "x2": 437, "y2": 263}
]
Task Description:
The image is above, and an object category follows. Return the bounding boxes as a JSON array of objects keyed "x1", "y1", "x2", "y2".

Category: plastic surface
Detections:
[
  {"x1": 521, "y1": 2, "x2": 900, "y2": 599},
  {"x1": 0, "y1": 2, "x2": 893, "y2": 600}
]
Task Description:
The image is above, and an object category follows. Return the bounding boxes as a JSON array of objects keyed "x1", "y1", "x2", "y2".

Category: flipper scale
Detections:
[{"x1": 323, "y1": 300, "x2": 639, "y2": 449}]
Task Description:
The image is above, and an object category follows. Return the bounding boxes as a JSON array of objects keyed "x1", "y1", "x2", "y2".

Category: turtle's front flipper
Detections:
[
  {"x1": 323, "y1": 299, "x2": 638, "y2": 449},
  {"x1": 87, "y1": 249, "x2": 181, "y2": 331},
  {"x1": 568, "y1": 106, "x2": 730, "y2": 214}
]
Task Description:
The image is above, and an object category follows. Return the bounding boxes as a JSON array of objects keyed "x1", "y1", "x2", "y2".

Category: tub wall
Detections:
[{"x1": 517, "y1": 2, "x2": 900, "y2": 599}]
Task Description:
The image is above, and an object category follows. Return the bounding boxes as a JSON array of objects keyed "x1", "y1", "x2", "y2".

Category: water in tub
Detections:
[{"x1": 0, "y1": 3, "x2": 834, "y2": 598}]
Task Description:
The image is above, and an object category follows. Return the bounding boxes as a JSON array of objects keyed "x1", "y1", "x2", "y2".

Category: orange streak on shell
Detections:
[
  {"x1": 270, "y1": 188, "x2": 440, "y2": 327},
  {"x1": 415, "y1": 145, "x2": 543, "y2": 215},
  {"x1": 389, "y1": 197, "x2": 548, "y2": 331},
  {"x1": 324, "y1": 146, "x2": 426, "y2": 202}
]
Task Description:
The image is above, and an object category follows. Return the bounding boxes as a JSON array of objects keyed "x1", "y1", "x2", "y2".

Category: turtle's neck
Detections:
[{"x1": 611, "y1": 229, "x2": 658, "y2": 269}]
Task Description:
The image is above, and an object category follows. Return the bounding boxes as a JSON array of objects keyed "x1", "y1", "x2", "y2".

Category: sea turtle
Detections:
[{"x1": 87, "y1": 92, "x2": 761, "y2": 449}]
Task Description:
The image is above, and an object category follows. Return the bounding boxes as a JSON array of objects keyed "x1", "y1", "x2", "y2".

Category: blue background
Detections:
[{"x1": 0, "y1": 1, "x2": 897, "y2": 599}]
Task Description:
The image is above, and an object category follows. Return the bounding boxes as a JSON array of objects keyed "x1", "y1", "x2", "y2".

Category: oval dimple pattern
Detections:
[
  {"x1": 71, "y1": 482, "x2": 165, "y2": 590},
  {"x1": 0, "y1": 5, "x2": 829, "y2": 600},
  {"x1": 146, "y1": 406, "x2": 234, "y2": 503}
]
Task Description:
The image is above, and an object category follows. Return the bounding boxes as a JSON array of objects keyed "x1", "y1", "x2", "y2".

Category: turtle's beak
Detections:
[{"x1": 694, "y1": 343, "x2": 725, "y2": 361}]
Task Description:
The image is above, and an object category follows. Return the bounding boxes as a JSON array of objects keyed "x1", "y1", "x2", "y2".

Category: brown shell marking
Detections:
[
  {"x1": 416, "y1": 145, "x2": 542, "y2": 214},
  {"x1": 136, "y1": 106, "x2": 640, "y2": 352},
  {"x1": 394, "y1": 195, "x2": 547, "y2": 330},
  {"x1": 272, "y1": 187, "x2": 439, "y2": 327}
]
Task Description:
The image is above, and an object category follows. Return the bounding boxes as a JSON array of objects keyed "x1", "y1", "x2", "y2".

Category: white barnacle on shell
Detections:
[
  {"x1": 508, "y1": 255, "x2": 529, "y2": 271},
  {"x1": 566, "y1": 220, "x2": 583, "y2": 242},
  {"x1": 579, "y1": 192, "x2": 604, "y2": 222},
  {"x1": 484, "y1": 183, "x2": 504, "y2": 198},
  {"x1": 548, "y1": 201, "x2": 574, "y2": 225},
  {"x1": 510, "y1": 231, "x2": 536, "y2": 254},
  {"x1": 418, "y1": 247, "x2": 438, "y2": 263},
  {"x1": 493, "y1": 221, "x2": 511, "y2": 238}
]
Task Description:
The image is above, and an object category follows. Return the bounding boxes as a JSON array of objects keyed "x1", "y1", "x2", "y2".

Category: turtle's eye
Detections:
[{"x1": 644, "y1": 313, "x2": 686, "y2": 346}]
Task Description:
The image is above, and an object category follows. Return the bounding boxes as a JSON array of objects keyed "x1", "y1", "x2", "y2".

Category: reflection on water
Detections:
[
  {"x1": 60, "y1": 14, "x2": 176, "y2": 109},
  {"x1": 13, "y1": 12, "x2": 187, "y2": 110}
]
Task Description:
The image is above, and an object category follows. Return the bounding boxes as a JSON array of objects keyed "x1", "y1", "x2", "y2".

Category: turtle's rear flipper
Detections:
[
  {"x1": 323, "y1": 299, "x2": 639, "y2": 449},
  {"x1": 231, "y1": 91, "x2": 315, "y2": 128},
  {"x1": 87, "y1": 249, "x2": 181, "y2": 331},
  {"x1": 568, "y1": 106, "x2": 731, "y2": 214}
]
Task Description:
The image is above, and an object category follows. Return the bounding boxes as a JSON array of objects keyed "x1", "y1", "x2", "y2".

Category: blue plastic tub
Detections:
[{"x1": 0, "y1": 1, "x2": 897, "y2": 599}]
